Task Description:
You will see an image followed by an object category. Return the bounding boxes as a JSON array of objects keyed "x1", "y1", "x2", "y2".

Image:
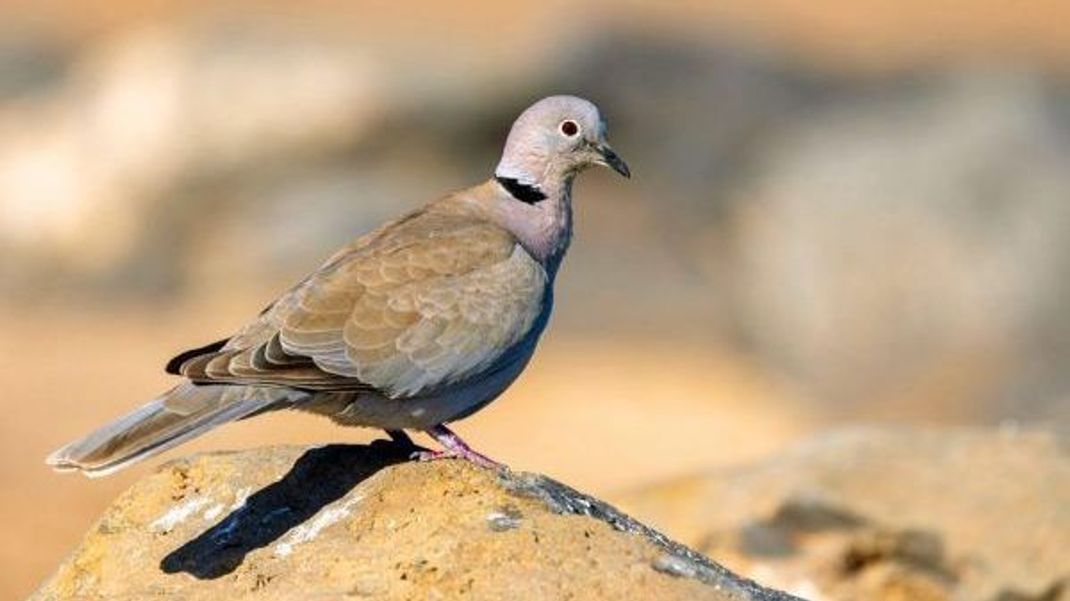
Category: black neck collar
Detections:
[{"x1": 495, "y1": 176, "x2": 547, "y2": 204}]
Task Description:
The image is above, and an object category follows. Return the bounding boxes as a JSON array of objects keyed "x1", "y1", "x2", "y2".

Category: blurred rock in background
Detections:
[
  {"x1": 555, "y1": 34, "x2": 1070, "y2": 420},
  {"x1": 0, "y1": 21, "x2": 385, "y2": 295},
  {"x1": 619, "y1": 427, "x2": 1068, "y2": 601}
]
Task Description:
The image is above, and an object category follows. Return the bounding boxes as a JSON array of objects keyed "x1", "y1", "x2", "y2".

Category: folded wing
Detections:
[{"x1": 170, "y1": 209, "x2": 547, "y2": 398}]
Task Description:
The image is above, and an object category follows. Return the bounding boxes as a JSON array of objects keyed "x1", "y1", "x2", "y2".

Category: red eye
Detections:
[{"x1": 559, "y1": 120, "x2": 579, "y2": 137}]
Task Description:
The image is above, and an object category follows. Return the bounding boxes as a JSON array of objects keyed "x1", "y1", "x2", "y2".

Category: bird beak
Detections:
[{"x1": 595, "y1": 144, "x2": 631, "y2": 179}]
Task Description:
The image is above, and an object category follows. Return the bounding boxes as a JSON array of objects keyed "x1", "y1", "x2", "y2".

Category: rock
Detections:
[
  {"x1": 618, "y1": 427, "x2": 1069, "y2": 601},
  {"x1": 31, "y1": 440, "x2": 798, "y2": 601},
  {"x1": 724, "y1": 72, "x2": 1070, "y2": 416}
]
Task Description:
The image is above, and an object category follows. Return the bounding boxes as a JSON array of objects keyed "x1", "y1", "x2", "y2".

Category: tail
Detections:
[{"x1": 47, "y1": 383, "x2": 300, "y2": 478}]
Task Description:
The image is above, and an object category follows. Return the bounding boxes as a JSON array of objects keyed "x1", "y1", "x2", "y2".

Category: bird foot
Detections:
[
  {"x1": 415, "y1": 424, "x2": 504, "y2": 469},
  {"x1": 412, "y1": 448, "x2": 502, "y2": 469}
]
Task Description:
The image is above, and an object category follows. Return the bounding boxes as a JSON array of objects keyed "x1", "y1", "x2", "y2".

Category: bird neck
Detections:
[{"x1": 484, "y1": 174, "x2": 574, "y2": 275}]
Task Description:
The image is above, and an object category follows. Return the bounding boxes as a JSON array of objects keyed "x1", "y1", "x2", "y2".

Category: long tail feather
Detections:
[{"x1": 46, "y1": 383, "x2": 299, "y2": 478}]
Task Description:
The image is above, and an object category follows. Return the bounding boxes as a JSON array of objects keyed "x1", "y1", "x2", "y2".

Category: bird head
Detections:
[{"x1": 495, "y1": 96, "x2": 630, "y2": 189}]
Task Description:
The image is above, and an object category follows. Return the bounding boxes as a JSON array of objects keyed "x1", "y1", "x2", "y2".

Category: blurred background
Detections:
[{"x1": 2, "y1": 1, "x2": 1069, "y2": 598}]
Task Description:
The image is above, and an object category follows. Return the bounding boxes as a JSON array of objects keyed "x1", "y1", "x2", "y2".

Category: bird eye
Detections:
[{"x1": 559, "y1": 120, "x2": 580, "y2": 137}]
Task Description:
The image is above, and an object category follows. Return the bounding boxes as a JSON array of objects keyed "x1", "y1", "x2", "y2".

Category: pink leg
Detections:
[{"x1": 417, "y1": 424, "x2": 504, "y2": 469}]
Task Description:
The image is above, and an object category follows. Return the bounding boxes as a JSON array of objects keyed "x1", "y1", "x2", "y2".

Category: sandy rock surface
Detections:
[
  {"x1": 31, "y1": 440, "x2": 797, "y2": 601},
  {"x1": 619, "y1": 427, "x2": 1069, "y2": 601}
]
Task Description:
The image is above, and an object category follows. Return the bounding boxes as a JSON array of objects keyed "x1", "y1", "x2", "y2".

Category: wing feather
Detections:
[{"x1": 168, "y1": 206, "x2": 547, "y2": 398}]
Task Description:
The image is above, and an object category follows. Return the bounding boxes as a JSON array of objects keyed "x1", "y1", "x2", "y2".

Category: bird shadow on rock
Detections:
[{"x1": 160, "y1": 436, "x2": 423, "y2": 579}]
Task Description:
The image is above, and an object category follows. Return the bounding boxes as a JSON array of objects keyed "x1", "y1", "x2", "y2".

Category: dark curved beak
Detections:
[{"x1": 596, "y1": 144, "x2": 631, "y2": 178}]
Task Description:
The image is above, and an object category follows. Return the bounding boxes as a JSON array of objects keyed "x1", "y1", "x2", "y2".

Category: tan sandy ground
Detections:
[{"x1": 0, "y1": 302, "x2": 813, "y2": 600}]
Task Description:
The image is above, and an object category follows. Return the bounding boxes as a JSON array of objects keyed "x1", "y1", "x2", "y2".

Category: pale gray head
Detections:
[{"x1": 495, "y1": 96, "x2": 630, "y2": 190}]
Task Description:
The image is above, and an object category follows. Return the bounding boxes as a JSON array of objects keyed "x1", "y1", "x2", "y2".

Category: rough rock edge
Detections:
[
  {"x1": 35, "y1": 442, "x2": 803, "y2": 601},
  {"x1": 500, "y1": 470, "x2": 802, "y2": 601}
]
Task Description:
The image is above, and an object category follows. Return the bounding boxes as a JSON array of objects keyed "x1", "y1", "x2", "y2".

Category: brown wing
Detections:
[{"x1": 168, "y1": 206, "x2": 547, "y2": 398}]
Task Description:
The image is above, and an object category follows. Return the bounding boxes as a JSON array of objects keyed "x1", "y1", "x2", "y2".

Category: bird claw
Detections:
[{"x1": 412, "y1": 449, "x2": 447, "y2": 462}]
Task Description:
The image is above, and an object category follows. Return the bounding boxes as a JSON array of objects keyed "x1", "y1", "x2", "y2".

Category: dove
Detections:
[{"x1": 47, "y1": 95, "x2": 630, "y2": 477}]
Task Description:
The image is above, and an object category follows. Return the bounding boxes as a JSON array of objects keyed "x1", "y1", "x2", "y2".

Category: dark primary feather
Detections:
[{"x1": 165, "y1": 338, "x2": 229, "y2": 375}]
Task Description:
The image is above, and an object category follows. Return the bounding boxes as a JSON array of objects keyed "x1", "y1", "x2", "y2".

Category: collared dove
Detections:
[{"x1": 47, "y1": 95, "x2": 630, "y2": 477}]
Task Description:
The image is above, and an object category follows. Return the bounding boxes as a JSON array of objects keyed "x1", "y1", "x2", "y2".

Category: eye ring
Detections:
[{"x1": 559, "y1": 120, "x2": 580, "y2": 137}]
